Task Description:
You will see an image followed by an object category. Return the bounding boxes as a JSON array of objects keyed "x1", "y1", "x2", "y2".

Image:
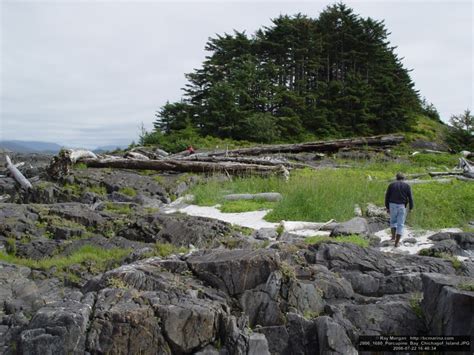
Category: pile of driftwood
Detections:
[{"x1": 46, "y1": 134, "x2": 405, "y2": 179}]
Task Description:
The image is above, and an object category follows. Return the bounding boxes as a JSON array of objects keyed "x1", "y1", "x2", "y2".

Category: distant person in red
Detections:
[{"x1": 186, "y1": 145, "x2": 195, "y2": 155}]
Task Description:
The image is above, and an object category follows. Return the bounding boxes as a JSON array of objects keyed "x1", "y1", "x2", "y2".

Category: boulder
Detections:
[
  {"x1": 315, "y1": 316, "x2": 357, "y2": 355},
  {"x1": 256, "y1": 326, "x2": 289, "y2": 355},
  {"x1": 420, "y1": 239, "x2": 466, "y2": 257},
  {"x1": 187, "y1": 249, "x2": 280, "y2": 296},
  {"x1": 253, "y1": 228, "x2": 278, "y2": 241},
  {"x1": 421, "y1": 273, "x2": 474, "y2": 336},
  {"x1": 330, "y1": 217, "x2": 369, "y2": 237}
]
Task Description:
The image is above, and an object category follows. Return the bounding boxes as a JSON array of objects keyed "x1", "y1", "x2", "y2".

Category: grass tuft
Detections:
[
  {"x1": 458, "y1": 282, "x2": 474, "y2": 292},
  {"x1": 304, "y1": 234, "x2": 370, "y2": 248},
  {"x1": 119, "y1": 187, "x2": 137, "y2": 197},
  {"x1": 154, "y1": 242, "x2": 188, "y2": 257}
]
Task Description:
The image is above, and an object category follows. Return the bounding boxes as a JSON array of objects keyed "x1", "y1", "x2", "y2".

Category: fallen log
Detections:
[
  {"x1": 181, "y1": 155, "x2": 312, "y2": 169},
  {"x1": 459, "y1": 157, "x2": 474, "y2": 178},
  {"x1": 404, "y1": 178, "x2": 452, "y2": 185},
  {"x1": 206, "y1": 134, "x2": 404, "y2": 156},
  {"x1": 224, "y1": 193, "x2": 282, "y2": 202},
  {"x1": 456, "y1": 176, "x2": 474, "y2": 183},
  {"x1": 428, "y1": 171, "x2": 463, "y2": 177},
  {"x1": 84, "y1": 158, "x2": 288, "y2": 176},
  {"x1": 5, "y1": 155, "x2": 32, "y2": 190}
]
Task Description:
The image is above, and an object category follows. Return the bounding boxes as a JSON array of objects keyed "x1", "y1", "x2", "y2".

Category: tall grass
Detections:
[
  {"x1": 190, "y1": 161, "x2": 474, "y2": 229},
  {"x1": 0, "y1": 245, "x2": 130, "y2": 272}
]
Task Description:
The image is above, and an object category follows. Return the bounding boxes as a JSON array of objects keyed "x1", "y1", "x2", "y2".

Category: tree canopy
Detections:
[{"x1": 153, "y1": 3, "x2": 421, "y2": 143}]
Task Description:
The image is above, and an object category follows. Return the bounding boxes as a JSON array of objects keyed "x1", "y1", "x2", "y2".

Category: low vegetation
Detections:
[
  {"x1": 457, "y1": 282, "x2": 474, "y2": 292},
  {"x1": 190, "y1": 157, "x2": 474, "y2": 230},
  {"x1": 304, "y1": 234, "x2": 370, "y2": 248},
  {"x1": 0, "y1": 245, "x2": 130, "y2": 273},
  {"x1": 154, "y1": 242, "x2": 189, "y2": 257},
  {"x1": 104, "y1": 202, "x2": 133, "y2": 215}
]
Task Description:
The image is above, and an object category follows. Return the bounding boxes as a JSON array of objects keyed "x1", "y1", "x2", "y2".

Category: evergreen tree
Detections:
[{"x1": 154, "y1": 3, "x2": 421, "y2": 143}]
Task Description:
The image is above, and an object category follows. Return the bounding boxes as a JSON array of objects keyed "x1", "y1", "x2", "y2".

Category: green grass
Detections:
[
  {"x1": 87, "y1": 185, "x2": 107, "y2": 196},
  {"x1": 0, "y1": 245, "x2": 130, "y2": 272},
  {"x1": 409, "y1": 292, "x2": 424, "y2": 318},
  {"x1": 189, "y1": 160, "x2": 473, "y2": 230},
  {"x1": 219, "y1": 199, "x2": 276, "y2": 213},
  {"x1": 73, "y1": 162, "x2": 88, "y2": 170},
  {"x1": 154, "y1": 242, "x2": 189, "y2": 257},
  {"x1": 458, "y1": 282, "x2": 474, "y2": 292},
  {"x1": 104, "y1": 202, "x2": 133, "y2": 215},
  {"x1": 119, "y1": 187, "x2": 137, "y2": 197},
  {"x1": 304, "y1": 234, "x2": 370, "y2": 248}
]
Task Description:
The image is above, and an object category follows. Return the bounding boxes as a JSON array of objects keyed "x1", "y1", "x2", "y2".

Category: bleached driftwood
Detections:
[
  {"x1": 124, "y1": 151, "x2": 150, "y2": 160},
  {"x1": 281, "y1": 219, "x2": 336, "y2": 232},
  {"x1": 456, "y1": 176, "x2": 474, "y2": 183},
  {"x1": 0, "y1": 194, "x2": 10, "y2": 202},
  {"x1": 405, "y1": 178, "x2": 452, "y2": 185},
  {"x1": 5, "y1": 155, "x2": 32, "y2": 190},
  {"x1": 428, "y1": 171, "x2": 463, "y2": 177},
  {"x1": 458, "y1": 157, "x2": 474, "y2": 178},
  {"x1": 206, "y1": 134, "x2": 404, "y2": 156},
  {"x1": 176, "y1": 155, "x2": 312, "y2": 169},
  {"x1": 224, "y1": 193, "x2": 282, "y2": 202}
]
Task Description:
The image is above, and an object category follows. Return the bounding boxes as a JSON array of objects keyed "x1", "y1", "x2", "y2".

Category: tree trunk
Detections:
[{"x1": 84, "y1": 158, "x2": 287, "y2": 176}]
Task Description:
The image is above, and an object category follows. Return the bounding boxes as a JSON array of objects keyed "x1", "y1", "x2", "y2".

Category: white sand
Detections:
[{"x1": 163, "y1": 196, "x2": 470, "y2": 260}]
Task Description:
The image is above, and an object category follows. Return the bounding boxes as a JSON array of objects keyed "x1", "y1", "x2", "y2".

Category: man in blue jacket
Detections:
[{"x1": 385, "y1": 173, "x2": 414, "y2": 247}]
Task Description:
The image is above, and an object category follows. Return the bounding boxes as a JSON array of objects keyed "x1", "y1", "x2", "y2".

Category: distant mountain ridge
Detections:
[
  {"x1": 0, "y1": 140, "x2": 129, "y2": 154},
  {"x1": 0, "y1": 140, "x2": 63, "y2": 153}
]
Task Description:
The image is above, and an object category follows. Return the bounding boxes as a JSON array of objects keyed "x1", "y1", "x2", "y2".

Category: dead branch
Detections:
[{"x1": 5, "y1": 155, "x2": 32, "y2": 190}]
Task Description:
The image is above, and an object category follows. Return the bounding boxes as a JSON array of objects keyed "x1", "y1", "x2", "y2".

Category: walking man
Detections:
[{"x1": 385, "y1": 173, "x2": 414, "y2": 247}]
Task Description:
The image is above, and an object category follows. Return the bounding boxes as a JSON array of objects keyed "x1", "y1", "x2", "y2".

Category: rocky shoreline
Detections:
[{"x1": 1, "y1": 152, "x2": 473, "y2": 354}]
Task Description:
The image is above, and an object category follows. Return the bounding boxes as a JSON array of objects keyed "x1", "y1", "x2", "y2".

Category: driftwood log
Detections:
[
  {"x1": 459, "y1": 157, "x2": 474, "y2": 178},
  {"x1": 5, "y1": 155, "x2": 32, "y2": 190},
  {"x1": 47, "y1": 149, "x2": 98, "y2": 179},
  {"x1": 181, "y1": 155, "x2": 312, "y2": 169},
  {"x1": 224, "y1": 193, "x2": 282, "y2": 202},
  {"x1": 206, "y1": 134, "x2": 404, "y2": 156},
  {"x1": 84, "y1": 158, "x2": 288, "y2": 176}
]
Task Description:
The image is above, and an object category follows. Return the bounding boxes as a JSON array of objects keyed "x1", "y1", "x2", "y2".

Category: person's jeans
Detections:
[{"x1": 389, "y1": 203, "x2": 406, "y2": 236}]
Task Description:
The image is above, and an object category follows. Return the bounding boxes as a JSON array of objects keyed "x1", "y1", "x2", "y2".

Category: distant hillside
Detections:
[{"x1": 0, "y1": 140, "x2": 63, "y2": 153}]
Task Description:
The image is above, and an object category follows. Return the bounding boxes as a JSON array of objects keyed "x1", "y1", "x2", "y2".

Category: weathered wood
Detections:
[
  {"x1": 405, "y1": 178, "x2": 452, "y2": 185},
  {"x1": 5, "y1": 155, "x2": 32, "y2": 190},
  {"x1": 428, "y1": 171, "x2": 463, "y2": 177},
  {"x1": 459, "y1": 157, "x2": 474, "y2": 178},
  {"x1": 84, "y1": 158, "x2": 287, "y2": 176},
  {"x1": 224, "y1": 193, "x2": 282, "y2": 202},
  {"x1": 47, "y1": 149, "x2": 98, "y2": 179},
  {"x1": 206, "y1": 134, "x2": 404, "y2": 156},
  {"x1": 456, "y1": 176, "x2": 474, "y2": 182},
  {"x1": 180, "y1": 155, "x2": 312, "y2": 169}
]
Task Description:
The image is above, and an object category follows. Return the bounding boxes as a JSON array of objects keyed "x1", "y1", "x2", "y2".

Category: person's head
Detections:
[{"x1": 396, "y1": 172, "x2": 405, "y2": 181}]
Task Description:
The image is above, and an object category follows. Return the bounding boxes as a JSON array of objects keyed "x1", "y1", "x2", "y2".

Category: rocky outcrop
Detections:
[
  {"x1": 421, "y1": 273, "x2": 474, "y2": 336},
  {"x1": 330, "y1": 217, "x2": 370, "y2": 237}
]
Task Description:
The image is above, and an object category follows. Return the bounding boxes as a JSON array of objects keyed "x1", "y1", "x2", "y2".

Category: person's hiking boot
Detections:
[
  {"x1": 394, "y1": 234, "x2": 401, "y2": 248},
  {"x1": 390, "y1": 227, "x2": 396, "y2": 240}
]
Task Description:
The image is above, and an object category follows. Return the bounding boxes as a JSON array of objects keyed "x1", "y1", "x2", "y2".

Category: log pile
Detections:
[{"x1": 46, "y1": 134, "x2": 404, "y2": 179}]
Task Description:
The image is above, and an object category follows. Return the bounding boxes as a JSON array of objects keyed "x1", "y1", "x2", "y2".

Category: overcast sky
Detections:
[{"x1": 1, "y1": 0, "x2": 472, "y2": 149}]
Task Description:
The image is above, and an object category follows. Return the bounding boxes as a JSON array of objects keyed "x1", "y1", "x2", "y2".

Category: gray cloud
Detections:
[{"x1": 1, "y1": 0, "x2": 472, "y2": 148}]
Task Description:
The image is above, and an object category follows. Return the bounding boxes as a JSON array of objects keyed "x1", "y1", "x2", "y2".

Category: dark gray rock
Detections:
[
  {"x1": 20, "y1": 293, "x2": 94, "y2": 355},
  {"x1": 187, "y1": 249, "x2": 280, "y2": 296},
  {"x1": 421, "y1": 273, "x2": 474, "y2": 336},
  {"x1": 285, "y1": 312, "x2": 318, "y2": 354},
  {"x1": 253, "y1": 228, "x2": 278, "y2": 241},
  {"x1": 428, "y1": 232, "x2": 452, "y2": 242},
  {"x1": 315, "y1": 316, "x2": 357, "y2": 354},
  {"x1": 403, "y1": 237, "x2": 417, "y2": 244},
  {"x1": 331, "y1": 217, "x2": 369, "y2": 237},
  {"x1": 86, "y1": 289, "x2": 171, "y2": 354},
  {"x1": 256, "y1": 326, "x2": 289, "y2": 355},
  {"x1": 421, "y1": 239, "x2": 466, "y2": 257},
  {"x1": 342, "y1": 297, "x2": 425, "y2": 335}
]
